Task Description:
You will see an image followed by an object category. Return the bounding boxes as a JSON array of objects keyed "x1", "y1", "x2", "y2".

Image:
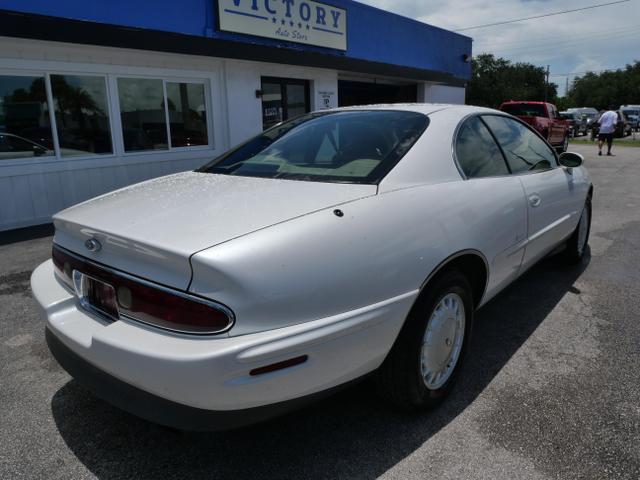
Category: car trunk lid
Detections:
[{"x1": 53, "y1": 172, "x2": 376, "y2": 290}]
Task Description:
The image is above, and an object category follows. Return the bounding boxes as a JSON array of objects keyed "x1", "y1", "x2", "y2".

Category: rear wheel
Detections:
[
  {"x1": 375, "y1": 270, "x2": 473, "y2": 410},
  {"x1": 562, "y1": 197, "x2": 591, "y2": 264}
]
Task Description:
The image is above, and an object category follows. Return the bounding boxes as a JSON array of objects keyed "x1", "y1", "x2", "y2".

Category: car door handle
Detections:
[{"x1": 529, "y1": 194, "x2": 542, "y2": 207}]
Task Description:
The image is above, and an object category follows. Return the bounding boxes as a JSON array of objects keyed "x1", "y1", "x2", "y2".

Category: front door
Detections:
[
  {"x1": 482, "y1": 114, "x2": 583, "y2": 267},
  {"x1": 518, "y1": 168, "x2": 580, "y2": 265},
  {"x1": 261, "y1": 77, "x2": 310, "y2": 130}
]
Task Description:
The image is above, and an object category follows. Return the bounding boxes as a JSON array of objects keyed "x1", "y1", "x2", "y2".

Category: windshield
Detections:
[
  {"x1": 199, "y1": 110, "x2": 429, "y2": 184},
  {"x1": 501, "y1": 103, "x2": 547, "y2": 117}
]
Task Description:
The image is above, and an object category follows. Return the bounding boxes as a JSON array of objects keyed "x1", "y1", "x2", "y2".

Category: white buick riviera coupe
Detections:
[{"x1": 32, "y1": 104, "x2": 592, "y2": 431}]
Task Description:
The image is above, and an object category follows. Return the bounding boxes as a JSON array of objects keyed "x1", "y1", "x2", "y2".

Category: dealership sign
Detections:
[{"x1": 217, "y1": 0, "x2": 347, "y2": 51}]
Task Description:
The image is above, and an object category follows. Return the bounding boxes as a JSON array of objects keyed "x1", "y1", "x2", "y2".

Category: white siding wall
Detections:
[{"x1": 0, "y1": 37, "x2": 339, "y2": 231}]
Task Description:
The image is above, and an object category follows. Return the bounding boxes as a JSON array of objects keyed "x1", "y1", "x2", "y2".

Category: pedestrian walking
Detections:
[{"x1": 597, "y1": 106, "x2": 619, "y2": 156}]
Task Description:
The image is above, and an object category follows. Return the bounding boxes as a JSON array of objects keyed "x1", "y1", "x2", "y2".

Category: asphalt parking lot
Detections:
[{"x1": 1, "y1": 143, "x2": 639, "y2": 480}]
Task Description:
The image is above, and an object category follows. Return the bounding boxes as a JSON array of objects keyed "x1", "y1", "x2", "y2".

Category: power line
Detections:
[
  {"x1": 549, "y1": 67, "x2": 625, "y2": 76},
  {"x1": 476, "y1": 28, "x2": 640, "y2": 56},
  {"x1": 474, "y1": 23, "x2": 640, "y2": 48},
  {"x1": 455, "y1": 0, "x2": 631, "y2": 31}
]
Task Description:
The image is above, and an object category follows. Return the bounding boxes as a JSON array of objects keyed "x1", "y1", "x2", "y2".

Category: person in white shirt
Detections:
[{"x1": 597, "y1": 106, "x2": 619, "y2": 156}]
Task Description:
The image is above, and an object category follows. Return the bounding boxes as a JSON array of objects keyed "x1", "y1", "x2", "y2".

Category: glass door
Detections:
[{"x1": 261, "y1": 77, "x2": 310, "y2": 130}]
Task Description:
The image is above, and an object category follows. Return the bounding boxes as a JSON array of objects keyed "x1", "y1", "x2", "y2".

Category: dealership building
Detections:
[{"x1": 0, "y1": 0, "x2": 471, "y2": 231}]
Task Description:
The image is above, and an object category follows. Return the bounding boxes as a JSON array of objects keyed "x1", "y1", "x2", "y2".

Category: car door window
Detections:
[
  {"x1": 455, "y1": 116, "x2": 509, "y2": 178},
  {"x1": 482, "y1": 115, "x2": 557, "y2": 174}
]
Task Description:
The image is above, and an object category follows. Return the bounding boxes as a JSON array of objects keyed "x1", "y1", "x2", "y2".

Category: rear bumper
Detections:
[
  {"x1": 45, "y1": 327, "x2": 357, "y2": 431},
  {"x1": 32, "y1": 259, "x2": 416, "y2": 429}
]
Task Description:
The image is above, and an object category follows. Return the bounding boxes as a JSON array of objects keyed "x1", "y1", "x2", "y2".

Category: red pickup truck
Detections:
[{"x1": 499, "y1": 101, "x2": 570, "y2": 153}]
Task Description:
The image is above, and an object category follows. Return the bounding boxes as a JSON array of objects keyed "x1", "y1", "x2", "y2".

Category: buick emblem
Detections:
[{"x1": 84, "y1": 238, "x2": 102, "y2": 252}]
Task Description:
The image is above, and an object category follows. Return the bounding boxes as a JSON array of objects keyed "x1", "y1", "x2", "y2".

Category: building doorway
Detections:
[
  {"x1": 338, "y1": 80, "x2": 417, "y2": 107},
  {"x1": 261, "y1": 77, "x2": 310, "y2": 130}
]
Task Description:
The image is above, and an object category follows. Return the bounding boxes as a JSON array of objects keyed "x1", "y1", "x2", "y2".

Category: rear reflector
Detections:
[
  {"x1": 249, "y1": 355, "x2": 308, "y2": 376},
  {"x1": 52, "y1": 244, "x2": 234, "y2": 335}
]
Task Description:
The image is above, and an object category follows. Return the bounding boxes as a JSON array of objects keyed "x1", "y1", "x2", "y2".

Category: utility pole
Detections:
[
  {"x1": 544, "y1": 65, "x2": 550, "y2": 102},
  {"x1": 565, "y1": 77, "x2": 569, "y2": 96}
]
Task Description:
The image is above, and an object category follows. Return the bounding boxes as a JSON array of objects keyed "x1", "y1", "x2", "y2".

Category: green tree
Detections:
[
  {"x1": 560, "y1": 61, "x2": 640, "y2": 109},
  {"x1": 467, "y1": 54, "x2": 558, "y2": 108}
]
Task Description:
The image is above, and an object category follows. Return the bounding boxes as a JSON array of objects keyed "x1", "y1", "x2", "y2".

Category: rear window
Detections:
[
  {"x1": 501, "y1": 103, "x2": 547, "y2": 118},
  {"x1": 199, "y1": 110, "x2": 429, "y2": 184}
]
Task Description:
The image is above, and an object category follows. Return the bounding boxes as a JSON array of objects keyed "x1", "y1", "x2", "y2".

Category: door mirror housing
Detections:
[{"x1": 559, "y1": 152, "x2": 583, "y2": 168}]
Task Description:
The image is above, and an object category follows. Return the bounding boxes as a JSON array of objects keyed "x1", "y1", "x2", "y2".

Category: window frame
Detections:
[
  {"x1": 49, "y1": 72, "x2": 116, "y2": 159},
  {"x1": 452, "y1": 112, "x2": 559, "y2": 180},
  {"x1": 0, "y1": 69, "x2": 58, "y2": 162},
  {"x1": 0, "y1": 66, "x2": 216, "y2": 166},
  {"x1": 114, "y1": 74, "x2": 214, "y2": 156},
  {"x1": 481, "y1": 113, "x2": 559, "y2": 175},
  {"x1": 452, "y1": 115, "x2": 511, "y2": 179}
]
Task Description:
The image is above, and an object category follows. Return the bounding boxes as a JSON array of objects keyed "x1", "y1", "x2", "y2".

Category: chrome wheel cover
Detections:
[
  {"x1": 577, "y1": 205, "x2": 590, "y2": 255},
  {"x1": 420, "y1": 293, "x2": 465, "y2": 390}
]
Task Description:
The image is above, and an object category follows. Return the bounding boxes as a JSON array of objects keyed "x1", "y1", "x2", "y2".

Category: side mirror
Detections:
[{"x1": 559, "y1": 152, "x2": 583, "y2": 168}]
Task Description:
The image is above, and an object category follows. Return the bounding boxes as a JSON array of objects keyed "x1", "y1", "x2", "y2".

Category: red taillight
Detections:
[
  {"x1": 52, "y1": 244, "x2": 234, "y2": 335},
  {"x1": 52, "y1": 245, "x2": 74, "y2": 288}
]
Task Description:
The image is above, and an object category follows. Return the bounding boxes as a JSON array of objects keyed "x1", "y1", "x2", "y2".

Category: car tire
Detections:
[
  {"x1": 375, "y1": 269, "x2": 474, "y2": 411},
  {"x1": 562, "y1": 196, "x2": 592, "y2": 264},
  {"x1": 557, "y1": 135, "x2": 569, "y2": 153}
]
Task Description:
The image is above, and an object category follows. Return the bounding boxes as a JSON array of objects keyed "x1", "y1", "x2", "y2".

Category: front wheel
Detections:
[
  {"x1": 556, "y1": 135, "x2": 569, "y2": 153},
  {"x1": 562, "y1": 197, "x2": 592, "y2": 264},
  {"x1": 375, "y1": 270, "x2": 474, "y2": 410}
]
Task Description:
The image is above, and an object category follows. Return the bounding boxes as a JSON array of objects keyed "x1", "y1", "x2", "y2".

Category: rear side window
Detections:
[
  {"x1": 455, "y1": 116, "x2": 509, "y2": 178},
  {"x1": 482, "y1": 115, "x2": 557, "y2": 174}
]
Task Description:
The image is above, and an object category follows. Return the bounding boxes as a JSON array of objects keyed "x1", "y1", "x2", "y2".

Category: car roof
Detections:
[{"x1": 324, "y1": 103, "x2": 498, "y2": 116}]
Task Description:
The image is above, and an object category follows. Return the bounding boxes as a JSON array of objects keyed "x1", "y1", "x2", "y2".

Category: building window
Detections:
[
  {"x1": 166, "y1": 82, "x2": 208, "y2": 147},
  {"x1": 117, "y1": 77, "x2": 210, "y2": 152},
  {"x1": 0, "y1": 75, "x2": 54, "y2": 160},
  {"x1": 117, "y1": 78, "x2": 168, "y2": 152},
  {"x1": 261, "y1": 77, "x2": 310, "y2": 130},
  {"x1": 0, "y1": 71, "x2": 212, "y2": 160},
  {"x1": 51, "y1": 74, "x2": 113, "y2": 157}
]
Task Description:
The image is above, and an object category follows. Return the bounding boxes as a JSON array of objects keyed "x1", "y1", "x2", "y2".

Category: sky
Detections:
[{"x1": 359, "y1": 0, "x2": 640, "y2": 96}]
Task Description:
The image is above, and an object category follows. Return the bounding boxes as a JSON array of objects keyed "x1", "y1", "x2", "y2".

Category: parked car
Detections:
[
  {"x1": 560, "y1": 111, "x2": 588, "y2": 137},
  {"x1": 32, "y1": 105, "x2": 593, "y2": 431},
  {"x1": 620, "y1": 105, "x2": 640, "y2": 131},
  {"x1": 566, "y1": 107, "x2": 599, "y2": 132},
  {"x1": 590, "y1": 110, "x2": 632, "y2": 139},
  {"x1": 0, "y1": 133, "x2": 52, "y2": 160},
  {"x1": 618, "y1": 110, "x2": 633, "y2": 137},
  {"x1": 626, "y1": 114, "x2": 640, "y2": 132},
  {"x1": 499, "y1": 101, "x2": 570, "y2": 152}
]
